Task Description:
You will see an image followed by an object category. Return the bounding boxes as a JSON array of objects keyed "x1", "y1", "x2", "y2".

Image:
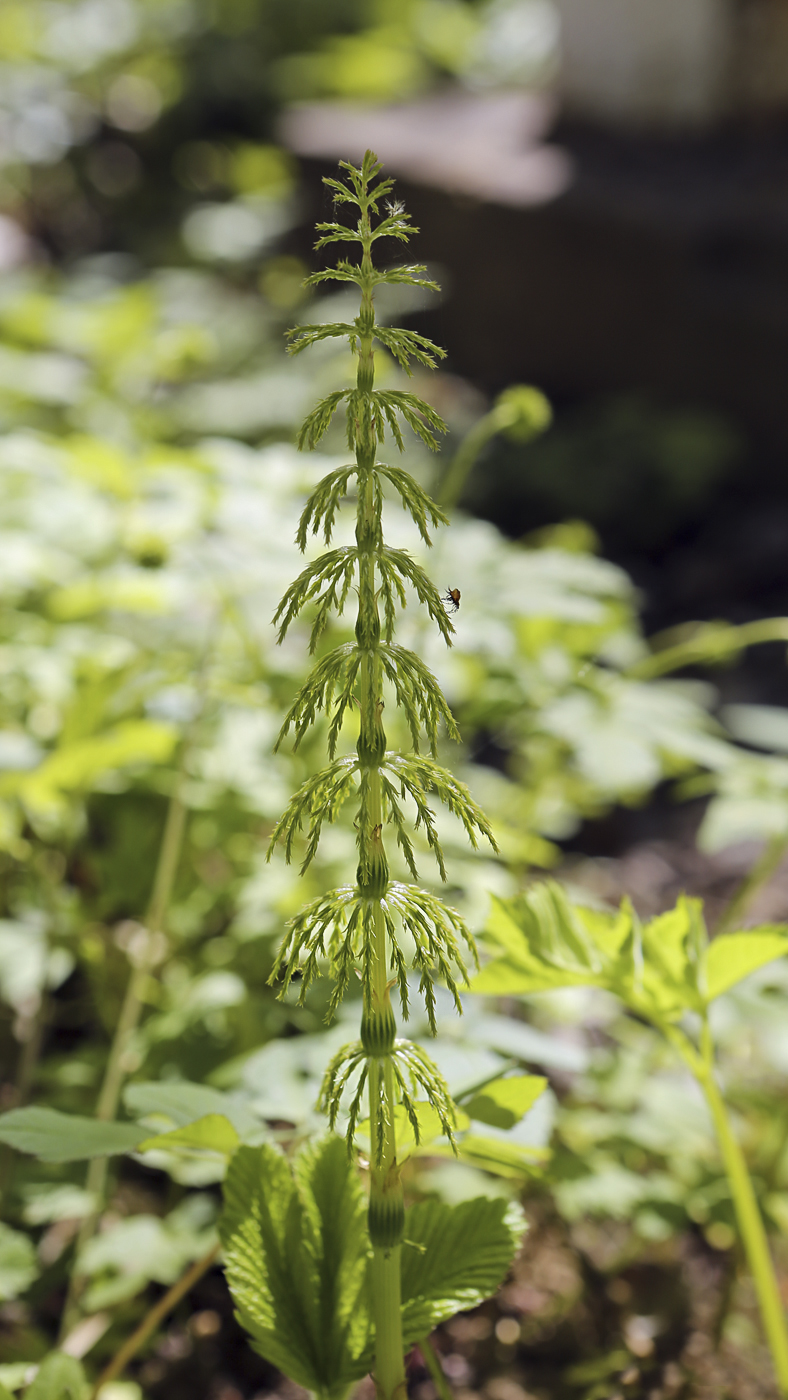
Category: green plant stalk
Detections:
[
  {"x1": 355, "y1": 197, "x2": 406, "y2": 1400},
  {"x1": 89, "y1": 1241, "x2": 221, "y2": 1399},
  {"x1": 716, "y1": 834, "x2": 788, "y2": 936},
  {"x1": 672, "y1": 1020, "x2": 788, "y2": 1392},
  {"x1": 418, "y1": 1335, "x2": 454, "y2": 1400},
  {"x1": 627, "y1": 617, "x2": 788, "y2": 680},
  {"x1": 437, "y1": 411, "x2": 500, "y2": 511},
  {"x1": 437, "y1": 388, "x2": 550, "y2": 510},
  {"x1": 60, "y1": 777, "x2": 187, "y2": 1340}
]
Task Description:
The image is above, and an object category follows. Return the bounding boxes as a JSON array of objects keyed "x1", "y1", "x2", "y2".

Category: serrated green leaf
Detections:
[
  {"x1": 704, "y1": 929, "x2": 788, "y2": 1002},
  {"x1": 400, "y1": 1196, "x2": 525, "y2": 1343},
  {"x1": 426, "y1": 1135, "x2": 548, "y2": 1179},
  {"x1": 637, "y1": 896, "x2": 705, "y2": 1018},
  {"x1": 471, "y1": 886, "x2": 632, "y2": 996},
  {"x1": 0, "y1": 1108, "x2": 146, "y2": 1162},
  {"x1": 220, "y1": 1139, "x2": 372, "y2": 1398},
  {"x1": 25, "y1": 1353, "x2": 86, "y2": 1400},
  {"x1": 137, "y1": 1114, "x2": 240, "y2": 1157},
  {"x1": 462, "y1": 1075, "x2": 547, "y2": 1130}
]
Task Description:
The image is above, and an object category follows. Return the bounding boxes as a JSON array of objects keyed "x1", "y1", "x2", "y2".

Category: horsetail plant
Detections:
[{"x1": 217, "y1": 152, "x2": 525, "y2": 1400}]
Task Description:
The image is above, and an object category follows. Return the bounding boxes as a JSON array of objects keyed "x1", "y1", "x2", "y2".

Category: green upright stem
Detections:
[
  {"x1": 716, "y1": 834, "x2": 788, "y2": 935},
  {"x1": 354, "y1": 192, "x2": 406, "y2": 1400},
  {"x1": 680, "y1": 1025, "x2": 788, "y2": 1393},
  {"x1": 700, "y1": 1070, "x2": 788, "y2": 1392},
  {"x1": 59, "y1": 776, "x2": 188, "y2": 1341}
]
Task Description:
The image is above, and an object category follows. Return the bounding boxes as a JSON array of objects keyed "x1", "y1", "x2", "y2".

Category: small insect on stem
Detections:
[{"x1": 442, "y1": 587, "x2": 461, "y2": 613}]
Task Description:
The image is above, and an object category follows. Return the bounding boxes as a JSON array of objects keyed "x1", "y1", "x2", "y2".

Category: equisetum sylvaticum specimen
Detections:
[{"x1": 261, "y1": 151, "x2": 506, "y2": 1397}]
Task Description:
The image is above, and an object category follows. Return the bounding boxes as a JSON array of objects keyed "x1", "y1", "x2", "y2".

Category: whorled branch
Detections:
[
  {"x1": 320, "y1": 1036, "x2": 458, "y2": 1162},
  {"x1": 268, "y1": 878, "x2": 477, "y2": 1032}
]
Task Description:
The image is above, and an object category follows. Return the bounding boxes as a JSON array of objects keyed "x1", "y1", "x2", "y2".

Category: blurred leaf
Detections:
[
  {"x1": 25, "y1": 1354, "x2": 86, "y2": 1400},
  {"x1": 137, "y1": 1113, "x2": 240, "y2": 1157},
  {"x1": 78, "y1": 1197, "x2": 216, "y2": 1303},
  {"x1": 462, "y1": 1073, "x2": 547, "y2": 1129},
  {"x1": 0, "y1": 1108, "x2": 146, "y2": 1162},
  {"x1": 124, "y1": 1081, "x2": 260, "y2": 1137},
  {"x1": 0, "y1": 1223, "x2": 38, "y2": 1301},
  {"x1": 705, "y1": 930, "x2": 788, "y2": 1002}
]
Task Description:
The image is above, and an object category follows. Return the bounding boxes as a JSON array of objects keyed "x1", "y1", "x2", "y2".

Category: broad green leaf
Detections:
[
  {"x1": 471, "y1": 885, "x2": 633, "y2": 996},
  {"x1": 137, "y1": 1114, "x2": 240, "y2": 1157},
  {"x1": 15, "y1": 722, "x2": 176, "y2": 815},
  {"x1": 356, "y1": 1103, "x2": 470, "y2": 1155},
  {"x1": 428, "y1": 1135, "x2": 548, "y2": 1180},
  {"x1": 220, "y1": 1138, "x2": 372, "y2": 1398},
  {"x1": 78, "y1": 1196, "x2": 217, "y2": 1308},
  {"x1": 0, "y1": 1380, "x2": 13, "y2": 1400},
  {"x1": 25, "y1": 1354, "x2": 86, "y2": 1400},
  {"x1": 400, "y1": 1196, "x2": 525, "y2": 1343},
  {"x1": 124, "y1": 1081, "x2": 260, "y2": 1138},
  {"x1": 0, "y1": 1108, "x2": 146, "y2": 1162},
  {"x1": 462, "y1": 1075, "x2": 547, "y2": 1130},
  {"x1": 637, "y1": 897, "x2": 705, "y2": 1018},
  {"x1": 704, "y1": 929, "x2": 788, "y2": 1002},
  {"x1": 0, "y1": 1224, "x2": 38, "y2": 1301}
]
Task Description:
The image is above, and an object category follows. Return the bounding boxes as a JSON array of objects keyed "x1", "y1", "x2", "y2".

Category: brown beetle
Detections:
[{"x1": 442, "y1": 587, "x2": 461, "y2": 613}]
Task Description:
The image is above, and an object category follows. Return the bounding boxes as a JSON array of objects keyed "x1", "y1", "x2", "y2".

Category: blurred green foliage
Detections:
[
  {"x1": 0, "y1": 242, "x2": 785, "y2": 1389},
  {"x1": 0, "y1": 4, "x2": 787, "y2": 1388}
]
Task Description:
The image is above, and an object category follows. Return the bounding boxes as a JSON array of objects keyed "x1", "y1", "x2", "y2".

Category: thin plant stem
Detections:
[
  {"x1": 626, "y1": 618, "x2": 788, "y2": 681},
  {"x1": 437, "y1": 413, "x2": 499, "y2": 511},
  {"x1": 674, "y1": 1023, "x2": 788, "y2": 1394},
  {"x1": 716, "y1": 834, "x2": 788, "y2": 935},
  {"x1": 418, "y1": 1335, "x2": 454, "y2": 1400},
  {"x1": 59, "y1": 773, "x2": 189, "y2": 1339},
  {"x1": 89, "y1": 1241, "x2": 220, "y2": 1398}
]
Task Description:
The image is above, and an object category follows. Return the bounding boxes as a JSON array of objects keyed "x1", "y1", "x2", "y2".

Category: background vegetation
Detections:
[{"x1": 2, "y1": 4, "x2": 788, "y2": 1399}]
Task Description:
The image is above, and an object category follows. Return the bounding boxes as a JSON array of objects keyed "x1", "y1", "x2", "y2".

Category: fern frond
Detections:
[
  {"x1": 266, "y1": 756, "x2": 359, "y2": 871},
  {"x1": 273, "y1": 546, "x2": 358, "y2": 649},
  {"x1": 275, "y1": 643, "x2": 361, "y2": 755},
  {"x1": 296, "y1": 465, "x2": 359, "y2": 549}
]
